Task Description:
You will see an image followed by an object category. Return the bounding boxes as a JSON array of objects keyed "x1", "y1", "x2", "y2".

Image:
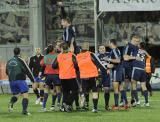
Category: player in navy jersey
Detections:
[
  {"x1": 61, "y1": 17, "x2": 80, "y2": 54},
  {"x1": 123, "y1": 34, "x2": 141, "y2": 106},
  {"x1": 140, "y1": 42, "x2": 154, "y2": 96},
  {"x1": 131, "y1": 42, "x2": 150, "y2": 107},
  {"x1": 96, "y1": 45, "x2": 111, "y2": 110},
  {"x1": 104, "y1": 39, "x2": 127, "y2": 110},
  {"x1": 119, "y1": 42, "x2": 129, "y2": 107}
]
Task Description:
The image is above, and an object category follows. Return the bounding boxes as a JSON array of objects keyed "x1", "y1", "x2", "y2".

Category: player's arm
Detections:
[
  {"x1": 70, "y1": 41, "x2": 74, "y2": 53},
  {"x1": 68, "y1": 27, "x2": 76, "y2": 50},
  {"x1": 18, "y1": 58, "x2": 34, "y2": 83},
  {"x1": 52, "y1": 57, "x2": 58, "y2": 69},
  {"x1": 151, "y1": 57, "x2": 155, "y2": 73},
  {"x1": 72, "y1": 54, "x2": 81, "y2": 88},
  {"x1": 124, "y1": 55, "x2": 136, "y2": 61},
  {"x1": 28, "y1": 57, "x2": 33, "y2": 71},
  {"x1": 145, "y1": 50, "x2": 151, "y2": 58},
  {"x1": 72, "y1": 54, "x2": 79, "y2": 72},
  {"x1": 110, "y1": 50, "x2": 121, "y2": 64},
  {"x1": 104, "y1": 51, "x2": 121, "y2": 64},
  {"x1": 40, "y1": 57, "x2": 45, "y2": 67},
  {"x1": 108, "y1": 55, "x2": 120, "y2": 64},
  {"x1": 123, "y1": 45, "x2": 136, "y2": 61},
  {"x1": 91, "y1": 53, "x2": 106, "y2": 71},
  {"x1": 5, "y1": 61, "x2": 9, "y2": 76},
  {"x1": 91, "y1": 53, "x2": 107, "y2": 88},
  {"x1": 38, "y1": 61, "x2": 44, "y2": 77},
  {"x1": 109, "y1": 58, "x2": 120, "y2": 63}
]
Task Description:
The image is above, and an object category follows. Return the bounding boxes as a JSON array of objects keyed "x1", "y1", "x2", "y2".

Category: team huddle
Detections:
[{"x1": 5, "y1": 18, "x2": 153, "y2": 115}]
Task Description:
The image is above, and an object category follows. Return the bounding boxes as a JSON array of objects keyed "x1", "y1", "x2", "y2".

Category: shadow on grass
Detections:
[
  {"x1": 131, "y1": 106, "x2": 154, "y2": 110},
  {"x1": 0, "y1": 112, "x2": 30, "y2": 119}
]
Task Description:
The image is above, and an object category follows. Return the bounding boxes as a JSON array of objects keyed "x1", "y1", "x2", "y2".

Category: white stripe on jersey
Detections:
[
  {"x1": 19, "y1": 57, "x2": 34, "y2": 79},
  {"x1": 113, "y1": 49, "x2": 120, "y2": 59},
  {"x1": 66, "y1": 27, "x2": 69, "y2": 42},
  {"x1": 124, "y1": 45, "x2": 129, "y2": 55},
  {"x1": 93, "y1": 53, "x2": 106, "y2": 70}
]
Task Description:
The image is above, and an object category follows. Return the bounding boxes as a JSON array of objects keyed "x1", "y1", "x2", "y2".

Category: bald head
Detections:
[{"x1": 81, "y1": 42, "x2": 89, "y2": 51}]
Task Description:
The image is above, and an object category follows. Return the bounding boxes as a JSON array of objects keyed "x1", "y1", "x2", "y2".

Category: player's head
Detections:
[
  {"x1": 131, "y1": 34, "x2": 140, "y2": 46},
  {"x1": 55, "y1": 41, "x2": 63, "y2": 53},
  {"x1": 81, "y1": 42, "x2": 89, "y2": 51},
  {"x1": 35, "y1": 47, "x2": 41, "y2": 55},
  {"x1": 109, "y1": 39, "x2": 117, "y2": 49},
  {"x1": 98, "y1": 45, "x2": 106, "y2": 54},
  {"x1": 14, "y1": 47, "x2": 21, "y2": 56},
  {"x1": 13, "y1": 47, "x2": 21, "y2": 56},
  {"x1": 60, "y1": 43, "x2": 69, "y2": 52},
  {"x1": 55, "y1": 37, "x2": 63, "y2": 52},
  {"x1": 61, "y1": 17, "x2": 71, "y2": 28},
  {"x1": 139, "y1": 42, "x2": 146, "y2": 50},
  {"x1": 47, "y1": 44, "x2": 54, "y2": 53}
]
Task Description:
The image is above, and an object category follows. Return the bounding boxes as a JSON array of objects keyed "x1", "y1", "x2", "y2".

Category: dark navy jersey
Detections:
[
  {"x1": 132, "y1": 49, "x2": 147, "y2": 69},
  {"x1": 109, "y1": 48, "x2": 122, "y2": 69},
  {"x1": 63, "y1": 25, "x2": 76, "y2": 47},
  {"x1": 6, "y1": 56, "x2": 34, "y2": 82},
  {"x1": 123, "y1": 42, "x2": 139, "y2": 68},
  {"x1": 96, "y1": 52, "x2": 110, "y2": 68},
  {"x1": 29, "y1": 55, "x2": 44, "y2": 77}
]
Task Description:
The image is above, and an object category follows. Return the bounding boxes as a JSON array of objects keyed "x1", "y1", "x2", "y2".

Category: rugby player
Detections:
[
  {"x1": 6, "y1": 47, "x2": 34, "y2": 115},
  {"x1": 29, "y1": 48, "x2": 44, "y2": 105}
]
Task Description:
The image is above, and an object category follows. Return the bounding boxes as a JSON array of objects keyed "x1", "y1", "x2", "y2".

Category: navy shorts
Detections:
[
  {"x1": 10, "y1": 80, "x2": 29, "y2": 95},
  {"x1": 34, "y1": 77, "x2": 45, "y2": 83},
  {"x1": 132, "y1": 67, "x2": 146, "y2": 82},
  {"x1": 112, "y1": 68, "x2": 124, "y2": 83},
  {"x1": 45, "y1": 74, "x2": 61, "y2": 87},
  {"x1": 101, "y1": 70, "x2": 110, "y2": 87},
  {"x1": 124, "y1": 67, "x2": 132, "y2": 80},
  {"x1": 82, "y1": 77, "x2": 98, "y2": 93}
]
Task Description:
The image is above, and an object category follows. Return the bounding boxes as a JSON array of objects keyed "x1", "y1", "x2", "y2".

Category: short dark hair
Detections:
[
  {"x1": 109, "y1": 39, "x2": 117, "y2": 46},
  {"x1": 140, "y1": 42, "x2": 146, "y2": 49},
  {"x1": 60, "y1": 43, "x2": 69, "y2": 51},
  {"x1": 130, "y1": 33, "x2": 140, "y2": 40},
  {"x1": 14, "y1": 47, "x2": 21, "y2": 56},
  {"x1": 62, "y1": 17, "x2": 71, "y2": 24},
  {"x1": 47, "y1": 44, "x2": 54, "y2": 53}
]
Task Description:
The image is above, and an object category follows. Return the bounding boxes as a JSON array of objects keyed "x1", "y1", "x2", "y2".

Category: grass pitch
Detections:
[{"x1": 0, "y1": 92, "x2": 160, "y2": 122}]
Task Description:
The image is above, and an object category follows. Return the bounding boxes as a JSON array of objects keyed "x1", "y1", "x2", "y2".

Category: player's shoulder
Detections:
[
  {"x1": 69, "y1": 25, "x2": 75, "y2": 31},
  {"x1": 129, "y1": 43, "x2": 138, "y2": 49},
  {"x1": 113, "y1": 48, "x2": 120, "y2": 53},
  {"x1": 7, "y1": 57, "x2": 15, "y2": 64},
  {"x1": 112, "y1": 48, "x2": 121, "y2": 56},
  {"x1": 125, "y1": 43, "x2": 132, "y2": 50},
  {"x1": 89, "y1": 51, "x2": 95, "y2": 56},
  {"x1": 95, "y1": 52, "x2": 100, "y2": 56},
  {"x1": 17, "y1": 56, "x2": 25, "y2": 62}
]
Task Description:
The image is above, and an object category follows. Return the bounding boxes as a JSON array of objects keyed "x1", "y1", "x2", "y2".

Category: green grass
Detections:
[{"x1": 0, "y1": 92, "x2": 160, "y2": 122}]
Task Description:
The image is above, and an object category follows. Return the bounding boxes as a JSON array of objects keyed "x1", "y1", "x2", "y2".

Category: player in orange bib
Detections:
[
  {"x1": 76, "y1": 42, "x2": 106, "y2": 113},
  {"x1": 52, "y1": 43, "x2": 79, "y2": 112}
]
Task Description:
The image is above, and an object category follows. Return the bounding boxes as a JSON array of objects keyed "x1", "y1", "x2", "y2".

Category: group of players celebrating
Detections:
[{"x1": 6, "y1": 18, "x2": 153, "y2": 115}]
